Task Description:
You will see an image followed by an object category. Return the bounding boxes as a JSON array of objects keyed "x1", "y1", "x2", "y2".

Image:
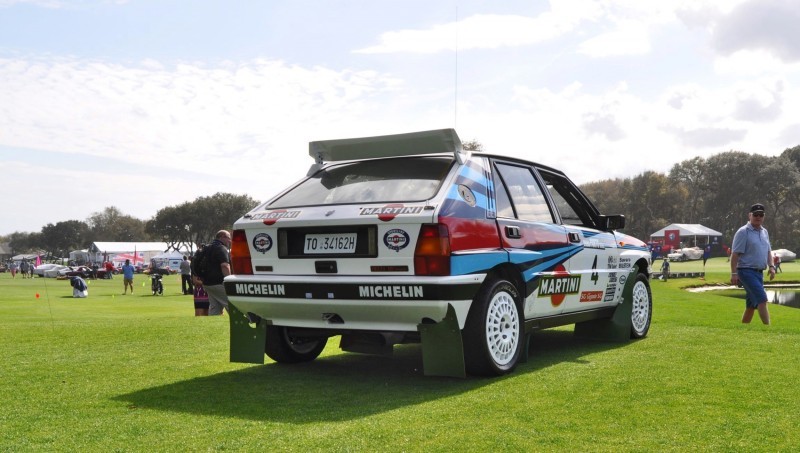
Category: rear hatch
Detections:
[
  {"x1": 234, "y1": 154, "x2": 456, "y2": 276},
  {"x1": 236, "y1": 203, "x2": 436, "y2": 276}
]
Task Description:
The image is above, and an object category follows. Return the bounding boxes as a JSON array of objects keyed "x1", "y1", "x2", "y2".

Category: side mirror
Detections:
[{"x1": 600, "y1": 214, "x2": 625, "y2": 231}]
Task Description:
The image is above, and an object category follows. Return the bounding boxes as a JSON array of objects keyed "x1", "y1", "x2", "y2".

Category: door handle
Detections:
[
  {"x1": 568, "y1": 232, "x2": 581, "y2": 243},
  {"x1": 505, "y1": 226, "x2": 521, "y2": 239}
]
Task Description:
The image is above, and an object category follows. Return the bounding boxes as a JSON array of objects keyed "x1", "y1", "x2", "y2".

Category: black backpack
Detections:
[{"x1": 191, "y1": 246, "x2": 209, "y2": 279}]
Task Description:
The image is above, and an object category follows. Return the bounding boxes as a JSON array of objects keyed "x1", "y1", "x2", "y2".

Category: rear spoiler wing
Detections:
[{"x1": 307, "y1": 128, "x2": 467, "y2": 175}]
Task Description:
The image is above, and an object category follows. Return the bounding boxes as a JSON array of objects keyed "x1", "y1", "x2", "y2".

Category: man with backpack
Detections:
[{"x1": 192, "y1": 230, "x2": 232, "y2": 315}]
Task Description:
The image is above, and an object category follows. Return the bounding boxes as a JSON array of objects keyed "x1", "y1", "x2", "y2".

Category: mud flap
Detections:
[
  {"x1": 519, "y1": 333, "x2": 534, "y2": 364},
  {"x1": 418, "y1": 304, "x2": 466, "y2": 378},
  {"x1": 573, "y1": 264, "x2": 639, "y2": 342},
  {"x1": 229, "y1": 302, "x2": 267, "y2": 364}
]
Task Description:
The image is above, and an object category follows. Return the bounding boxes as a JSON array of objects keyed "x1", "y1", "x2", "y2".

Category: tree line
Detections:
[
  {"x1": 581, "y1": 145, "x2": 800, "y2": 252},
  {"x1": 2, "y1": 192, "x2": 258, "y2": 260}
]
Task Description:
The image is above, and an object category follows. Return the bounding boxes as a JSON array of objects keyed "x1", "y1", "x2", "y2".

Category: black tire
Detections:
[
  {"x1": 265, "y1": 326, "x2": 327, "y2": 363},
  {"x1": 630, "y1": 273, "x2": 652, "y2": 339},
  {"x1": 463, "y1": 278, "x2": 523, "y2": 376},
  {"x1": 157, "y1": 282, "x2": 163, "y2": 295}
]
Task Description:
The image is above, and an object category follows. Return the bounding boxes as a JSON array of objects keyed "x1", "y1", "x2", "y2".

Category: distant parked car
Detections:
[
  {"x1": 773, "y1": 249, "x2": 796, "y2": 263},
  {"x1": 668, "y1": 247, "x2": 704, "y2": 262},
  {"x1": 33, "y1": 263, "x2": 69, "y2": 278},
  {"x1": 59, "y1": 266, "x2": 110, "y2": 279}
]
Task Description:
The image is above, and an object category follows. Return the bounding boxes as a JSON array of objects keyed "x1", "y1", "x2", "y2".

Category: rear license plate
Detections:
[{"x1": 303, "y1": 233, "x2": 357, "y2": 254}]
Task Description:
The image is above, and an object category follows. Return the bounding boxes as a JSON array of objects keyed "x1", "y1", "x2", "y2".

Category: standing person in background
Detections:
[
  {"x1": 730, "y1": 203, "x2": 775, "y2": 325},
  {"x1": 179, "y1": 255, "x2": 193, "y2": 295},
  {"x1": 773, "y1": 253, "x2": 782, "y2": 273},
  {"x1": 121, "y1": 259, "x2": 136, "y2": 295},
  {"x1": 9, "y1": 261, "x2": 18, "y2": 278},
  {"x1": 20, "y1": 259, "x2": 29, "y2": 279},
  {"x1": 660, "y1": 258, "x2": 670, "y2": 282},
  {"x1": 195, "y1": 230, "x2": 232, "y2": 315}
]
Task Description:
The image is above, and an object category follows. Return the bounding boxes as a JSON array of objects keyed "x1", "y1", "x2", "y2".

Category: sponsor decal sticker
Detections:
[
  {"x1": 234, "y1": 283, "x2": 286, "y2": 296},
  {"x1": 251, "y1": 210, "x2": 301, "y2": 225},
  {"x1": 538, "y1": 265, "x2": 581, "y2": 307},
  {"x1": 384, "y1": 229, "x2": 410, "y2": 252},
  {"x1": 252, "y1": 233, "x2": 273, "y2": 253},
  {"x1": 580, "y1": 291, "x2": 603, "y2": 303},
  {"x1": 604, "y1": 284, "x2": 617, "y2": 302},
  {"x1": 361, "y1": 204, "x2": 424, "y2": 222},
  {"x1": 359, "y1": 285, "x2": 424, "y2": 299},
  {"x1": 583, "y1": 238, "x2": 606, "y2": 249}
]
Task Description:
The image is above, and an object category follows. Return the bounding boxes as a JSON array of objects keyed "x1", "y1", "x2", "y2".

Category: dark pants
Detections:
[{"x1": 181, "y1": 274, "x2": 194, "y2": 295}]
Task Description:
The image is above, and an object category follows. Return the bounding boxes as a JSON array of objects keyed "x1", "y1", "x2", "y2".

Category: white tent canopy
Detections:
[
  {"x1": 151, "y1": 250, "x2": 186, "y2": 270},
  {"x1": 152, "y1": 250, "x2": 185, "y2": 259},
  {"x1": 650, "y1": 223, "x2": 724, "y2": 250},
  {"x1": 650, "y1": 224, "x2": 722, "y2": 238}
]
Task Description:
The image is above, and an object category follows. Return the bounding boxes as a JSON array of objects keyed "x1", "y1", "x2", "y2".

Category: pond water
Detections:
[
  {"x1": 765, "y1": 290, "x2": 800, "y2": 308},
  {"x1": 698, "y1": 285, "x2": 800, "y2": 309}
]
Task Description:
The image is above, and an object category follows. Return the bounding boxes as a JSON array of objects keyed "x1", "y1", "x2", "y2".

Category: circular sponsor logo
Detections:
[
  {"x1": 458, "y1": 184, "x2": 477, "y2": 207},
  {"x1": 253, "y1": 233, "x2": 273, "y2": 253},
  {"x1": 383, "y1": 229, "x2": 409, "y2": 252}
]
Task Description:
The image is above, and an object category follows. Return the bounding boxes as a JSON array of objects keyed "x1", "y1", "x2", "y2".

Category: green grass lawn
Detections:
[{"x1": 2, "y1": 260, "x2": 799, "y2": 451}]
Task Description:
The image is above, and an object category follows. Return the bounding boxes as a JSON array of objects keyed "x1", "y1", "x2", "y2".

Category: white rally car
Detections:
[{"x1": 225, "y1": 129, "x2": 652, "y2": 377}]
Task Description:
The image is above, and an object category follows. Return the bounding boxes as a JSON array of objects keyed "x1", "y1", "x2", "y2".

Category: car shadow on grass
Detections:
[{"x1": 114, "y1": 329, "x2": 631, "y2": 422}]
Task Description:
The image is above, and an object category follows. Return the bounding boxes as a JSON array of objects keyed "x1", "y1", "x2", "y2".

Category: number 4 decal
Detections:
[{"x1": 591, "y1": 255, "x2": 599, "y2": 284}]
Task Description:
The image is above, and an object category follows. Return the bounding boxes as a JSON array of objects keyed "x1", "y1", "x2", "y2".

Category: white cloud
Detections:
[
  {"x1": 355, "y1": 0, "x2": 605, "y2": 54},
  {"x1": 0, "y1": 55, "x2": 402, "y2": 185},
  {"x1": 577, "y1": 22, "x2": 650, "y2": 57},
  {"x1": 711, "y1": 0, "x2": 800, "y2": 62},
  {"x1": 713, "y1": 49, "x2": 800, "y2": 77}
]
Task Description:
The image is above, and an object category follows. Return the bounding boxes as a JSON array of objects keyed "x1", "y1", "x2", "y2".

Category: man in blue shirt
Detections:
[
  {"x1": 730, "y1": 203, "x2": 775, "y2": 325},
  {"x1": 122, "y1": 259, "x2": 136, "y2": 295}
]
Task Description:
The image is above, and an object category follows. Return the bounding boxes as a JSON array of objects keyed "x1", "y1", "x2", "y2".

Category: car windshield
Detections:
[{"x1": 268, "y1": 156, "x2": 453, "y2": 208}]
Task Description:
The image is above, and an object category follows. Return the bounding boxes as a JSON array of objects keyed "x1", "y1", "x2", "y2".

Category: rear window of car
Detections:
[{"x1": 268, "y1": 156, "x2": 453, "y2": 208}]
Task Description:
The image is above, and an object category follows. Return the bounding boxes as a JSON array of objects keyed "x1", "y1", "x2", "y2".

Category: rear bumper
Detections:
[{"x1": 224, "y1": 274, "x2": 486, "y2": 331}]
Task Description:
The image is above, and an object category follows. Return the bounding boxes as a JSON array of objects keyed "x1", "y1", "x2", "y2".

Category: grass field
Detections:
[{"x1": 2, "y1": 259, "x2": 799, "y2": 451}]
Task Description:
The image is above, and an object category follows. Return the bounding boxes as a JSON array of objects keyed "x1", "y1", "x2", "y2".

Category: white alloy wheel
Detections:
[
  {"x1": 630, "y1": 275, "x2": 652, "y2": 338},
  {"x1": 484, "y1": 290, "x2": 520, "y2": 366}
]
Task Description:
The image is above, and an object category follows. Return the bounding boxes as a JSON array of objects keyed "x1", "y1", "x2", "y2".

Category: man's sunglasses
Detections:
[{"x1": 752, "y1": 212, "x2": 765, "y2": 217}]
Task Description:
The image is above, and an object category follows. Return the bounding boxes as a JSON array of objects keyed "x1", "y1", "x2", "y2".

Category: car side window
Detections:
[
  {"x1": 537, "y1": 169, "x2": 599, "y2": 228},
  {"x1": 493, "y1": 171, "x2": 515, "y2": 218},
  {"x1": 494, "y1": 163, "x2": 554, "y2": 223}
]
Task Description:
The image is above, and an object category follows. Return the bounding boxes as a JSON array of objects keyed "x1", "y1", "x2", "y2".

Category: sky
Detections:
[{"x1": 2, "y1": 0, "x2": 800, "y2": 236}]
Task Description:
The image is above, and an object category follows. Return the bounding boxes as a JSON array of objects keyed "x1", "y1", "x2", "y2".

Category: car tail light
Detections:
[
  {"x1": 414, "y1": 224, "x2": 451, "y2": 276},
  {"x1": 230, "y1": 229, "x2": 253, "y2": 275}
]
